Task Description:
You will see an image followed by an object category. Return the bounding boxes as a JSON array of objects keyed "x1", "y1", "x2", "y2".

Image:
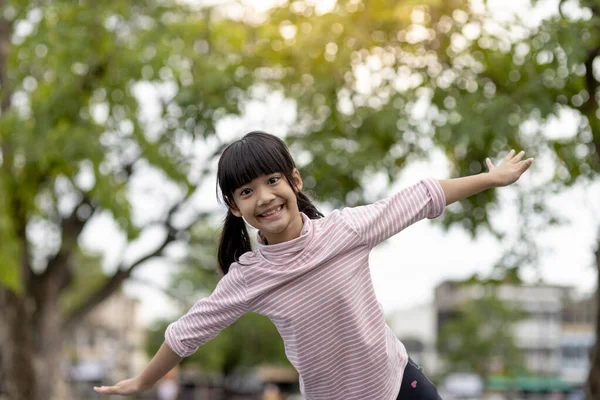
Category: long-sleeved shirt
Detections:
[{"x1": 165, "y1": 178, "x2": 446, "y2": 400}]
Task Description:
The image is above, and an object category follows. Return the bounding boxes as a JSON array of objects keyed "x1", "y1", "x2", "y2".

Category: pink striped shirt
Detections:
[{"x1": 166, "y1": 178, "x2": 445, "y2": 399}]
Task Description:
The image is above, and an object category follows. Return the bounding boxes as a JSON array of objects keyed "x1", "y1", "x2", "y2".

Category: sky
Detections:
[{"x1": 79, "y1": 0, "x2": 600, "y2": 325}]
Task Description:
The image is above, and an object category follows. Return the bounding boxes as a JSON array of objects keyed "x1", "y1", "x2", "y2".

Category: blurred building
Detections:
[
  {"x1": 64, "y1": 288, "x2": 147, "y2": 386},
  {"x1": 388, "y1": 303, "x2": 439, "y2": 373},
  {"x1": 560, "y1": 294, "x2": 596, "y2": 387},
  {"x1": 434, "y1": 280, "x2": 572, "y2": 376}
]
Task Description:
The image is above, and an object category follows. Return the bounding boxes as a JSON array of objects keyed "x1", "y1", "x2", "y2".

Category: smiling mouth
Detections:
[{"x1": 258, "y1": 205, "x2": 283, "y2": 218}]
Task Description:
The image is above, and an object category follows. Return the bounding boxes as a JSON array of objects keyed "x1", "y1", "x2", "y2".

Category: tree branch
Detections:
[
  {"x1": 582, "y1": 47, "x2": 599, "y2": 115},
  {"x1": 26, "y1": 196, "x2": 94, "y2": 338},
  {"x1": 128, "y1": 276, "x2": 191, "y2": 308},
  {"x1": 62, "y1": 228, "x2": 177, "y2": 333},
  {"x1": 61, "y1": 188, "x2": 210, "y2": 333},
  {"x1": 43, "y1": 197, "x2": 93, "y2": 283},
  {"x1": 60, "y1": 127, "x2": 220, "y2": 332},
  {"x1": 558, "y1": 0, "x2": 567, "y2": 19},
  {"x1": 16, "y1": 210, "x2": 34, "y2": 287},
  {"x1": 37, "y1": 158, "x2": 137, "y2": 299}
]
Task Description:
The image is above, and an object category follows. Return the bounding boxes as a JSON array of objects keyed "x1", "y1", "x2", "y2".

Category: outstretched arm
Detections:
[
  {"x1": 93, "y1": 265, "x2": 249, "y2": 396},
  {"x1": 439, "y1": 150, "x2": 534, "y2": 206},
  {"x1": 94, "y1": 342, "x2": 182, "y2": 396}
]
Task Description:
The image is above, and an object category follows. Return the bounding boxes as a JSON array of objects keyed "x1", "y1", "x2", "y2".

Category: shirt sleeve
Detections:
[
  {"x1": 340, "y1": 178, "x2": 446, "y2": 249},
  {"x1": 165, "y1": 264, "x2": 249, "y2": 357}
]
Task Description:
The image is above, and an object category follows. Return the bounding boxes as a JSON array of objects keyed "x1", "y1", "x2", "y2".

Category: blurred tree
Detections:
[
  {"x1": 0, "y1": 1, "x2": 263, "y2": 399},
  {"x1": 145, "y1": 224, "x2": 289, "y2": 380},
  {"x1": 437, "y1": 288, "x2": 527, "y2": 385}
]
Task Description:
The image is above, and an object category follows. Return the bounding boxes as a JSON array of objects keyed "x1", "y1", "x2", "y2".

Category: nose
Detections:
[{"x1": 256, "y1": 186, "x2": 276, "y2": 207}]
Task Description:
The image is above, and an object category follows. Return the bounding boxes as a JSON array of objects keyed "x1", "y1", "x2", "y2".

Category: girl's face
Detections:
[{"x1": 230, "y1": 169, "x2": 303, "y2": 245}]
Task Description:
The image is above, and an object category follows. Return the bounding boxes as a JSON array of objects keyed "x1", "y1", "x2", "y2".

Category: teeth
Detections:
[{"x1": 261, "y1": 205, "x2": 282, "y2": 217}]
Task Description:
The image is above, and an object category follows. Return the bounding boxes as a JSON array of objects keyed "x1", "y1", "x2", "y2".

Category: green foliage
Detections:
[
  {"x1": 0, "y1": 171, "x2": 21, "y2": 293},
  {"x1": 253, "y1": 0, "x2": 452, "y2": 205},
  {"x1": 437, "y1": 288, "x2": 527, "y2": 380},
  {"x1": 0, "y1": 0, "x2": 261, "y2": 292},
  {"x1": 247, "y1": 0, "x2": 599, "y2": 234},
  {"x1": 230, "y1": 1, "x2": 600, "y2": 281}
]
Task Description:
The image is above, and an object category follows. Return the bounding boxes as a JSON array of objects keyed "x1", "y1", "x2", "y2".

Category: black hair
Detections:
[{"x1": 216, "y1": 131, "x2": 323, "y2": 274}]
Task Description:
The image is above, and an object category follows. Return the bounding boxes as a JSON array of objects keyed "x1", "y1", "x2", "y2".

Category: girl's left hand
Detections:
[
  {"x1": 486, "y1": 149, "x2": 534, "y2": 187},
  {"x1": 94, "y1": 377, "x2": 148, "y2": 396}
]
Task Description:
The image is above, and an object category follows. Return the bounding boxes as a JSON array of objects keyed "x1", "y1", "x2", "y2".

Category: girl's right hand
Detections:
[
  {"x1": 485, "y1": 149, "x2": 534, "y2": 187},
  {"x1": 94, "y1": 377, "x2": 149, "y2": 396}
]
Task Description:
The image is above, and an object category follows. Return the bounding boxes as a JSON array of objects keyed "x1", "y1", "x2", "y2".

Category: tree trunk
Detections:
[
  {"x1": 36, "y1": 304, "x2": 73, "y2": 400},
  {"x1": 34, "y1": 274, "x2": 69, "y2": 400},
  {"x1": 0, "y1": 288, "x2": 38, "y2": 400},
  {"x1": 0, "y1": 277, "x2": 74, "y2": 400},
  {"x1": 586, "y1": 234, "x2": 600, "y2": 400},
  {"x1": 0, "y1": 288, "x2": 74, "y2": 400}
]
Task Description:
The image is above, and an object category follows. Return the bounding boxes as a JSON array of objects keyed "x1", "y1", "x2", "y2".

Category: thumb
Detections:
[{"x1": 485, "y1": 158, "x2": 494, "y2": 171}]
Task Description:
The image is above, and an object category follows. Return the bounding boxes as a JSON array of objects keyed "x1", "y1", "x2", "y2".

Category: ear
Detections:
[
  {"x1": 292, "y1": 168, "x2": 303, "y2": 192},
  {"x1": 227, "y1": 199, "x2": 243, "y2": 217}
]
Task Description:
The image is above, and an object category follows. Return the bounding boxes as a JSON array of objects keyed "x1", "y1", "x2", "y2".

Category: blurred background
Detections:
[{"x1": 0, "y1": 0, "x2": 599, "y2": 399}]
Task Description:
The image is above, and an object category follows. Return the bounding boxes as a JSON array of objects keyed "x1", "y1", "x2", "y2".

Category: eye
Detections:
[
  {"x1": 268, "y1": 176, "x2": 280, "y2": 185},
  {"x1": 239, "y1": 188, "x2": 252, "y2": 196}
]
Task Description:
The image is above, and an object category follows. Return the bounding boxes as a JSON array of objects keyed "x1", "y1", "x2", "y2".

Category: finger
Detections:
[
  {"x1": 519, "y1": 158, "x2": 534, "y2": 172},
  {"x1": 504, "y1": 149, "x2": 515, "y2": 162},
  {"x1": 94, "y1": 386, "x2": 117, "y2": 395},
  {"x1": 512, "y1": 150, "x2": 525, "y2": 163},
  {"x1": 485, "y1": 158, "x2": 494, "y2": 171}
]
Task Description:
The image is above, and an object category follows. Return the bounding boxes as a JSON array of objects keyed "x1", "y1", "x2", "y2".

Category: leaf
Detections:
[
  {"x1": 0, "y1": 257, "x2": 22, "y2": 294},
  {"x1": 0, "y1": 172, "x2": 22, "y2": 294}
]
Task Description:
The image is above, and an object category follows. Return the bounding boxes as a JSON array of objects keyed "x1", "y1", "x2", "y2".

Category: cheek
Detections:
[
  {"x1": 288, "y1": 195, "x2": 300, "y2": 210},
  {"x1": 241, "y1": 201, "x2": 259, "y2": 217}
]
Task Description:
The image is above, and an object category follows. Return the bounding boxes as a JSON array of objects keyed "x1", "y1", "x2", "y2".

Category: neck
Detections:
[{"x1": 261, "y1": 212, "x2": 304, "y2": 245}]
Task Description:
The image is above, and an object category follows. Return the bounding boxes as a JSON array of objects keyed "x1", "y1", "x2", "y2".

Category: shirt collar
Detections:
[{"x1": 256, "y1": 213, "x2": 313, "y2": 264}]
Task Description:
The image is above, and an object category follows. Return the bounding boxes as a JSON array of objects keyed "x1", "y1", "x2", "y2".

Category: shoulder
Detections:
[
  {"x1": 219, "y1": 260, "x2": 250, "y2": 295},
  {"x1": 312, "y1": 209, "x2": 355, "y2": 235},
  {"x1": 237, "y1": 249, "x2": 260, "y2": 266}
]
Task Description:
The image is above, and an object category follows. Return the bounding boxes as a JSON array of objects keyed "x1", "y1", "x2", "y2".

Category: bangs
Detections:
[{"x1": 217, "y1": 132, "x2": 295, "y2": 202}]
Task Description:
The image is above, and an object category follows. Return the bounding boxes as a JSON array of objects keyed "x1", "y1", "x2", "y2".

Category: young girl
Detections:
[{"x1": 94, "y1": 131, "x2": 533, "y2": 399}]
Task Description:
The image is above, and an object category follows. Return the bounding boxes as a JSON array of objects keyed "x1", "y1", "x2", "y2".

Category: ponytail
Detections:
[
  {"x1": 296, "y1": 191, "x2": 324, "y2": 219},
  {"x1": 218, "y1": 209, "x2": 252, "y2": 275}
]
